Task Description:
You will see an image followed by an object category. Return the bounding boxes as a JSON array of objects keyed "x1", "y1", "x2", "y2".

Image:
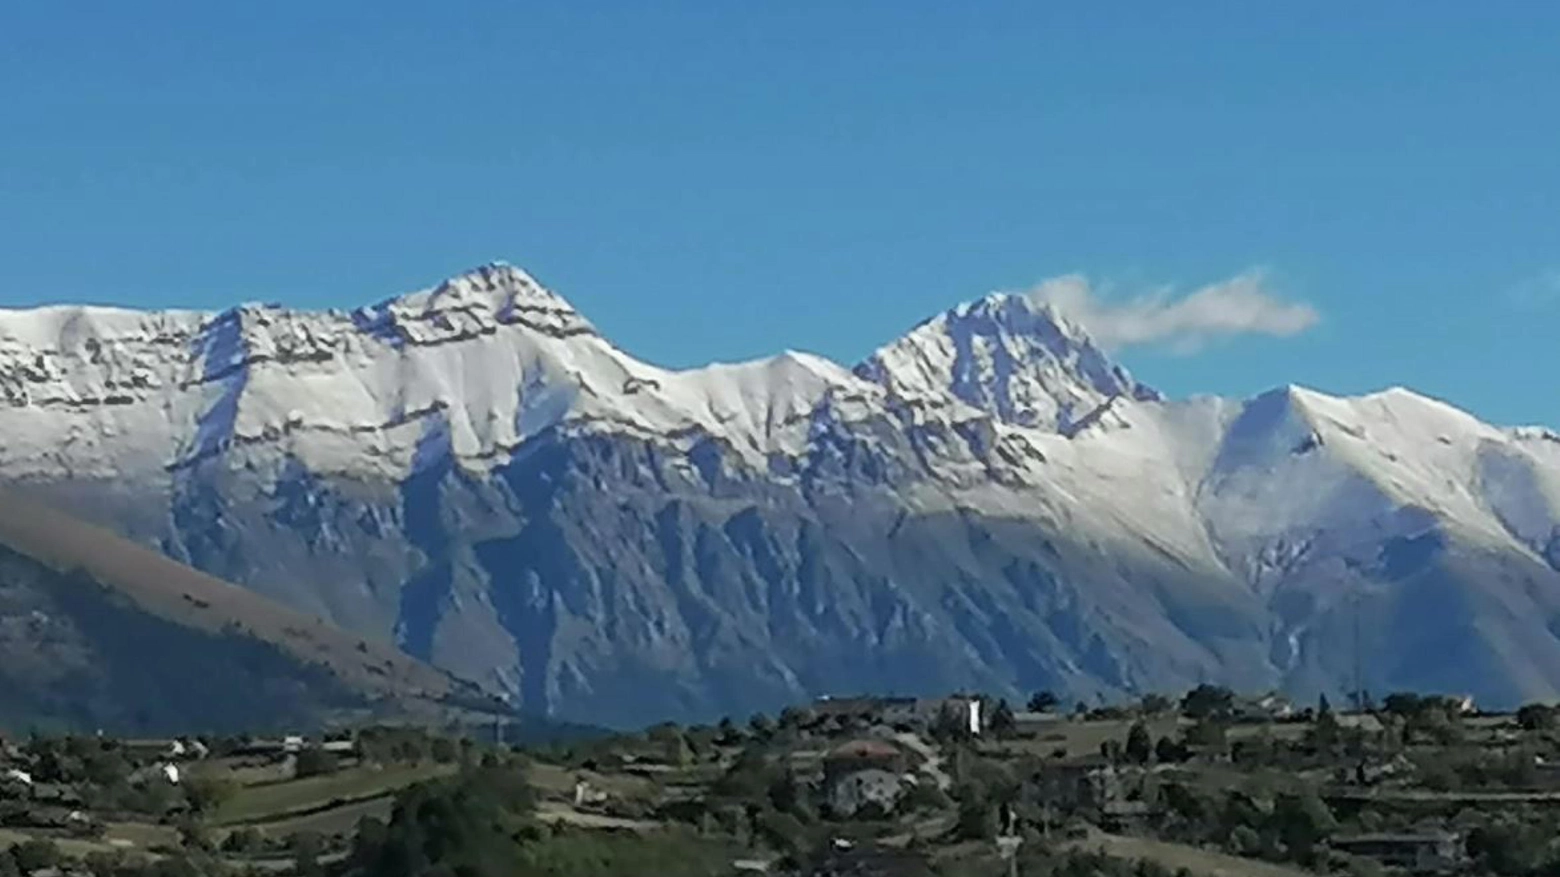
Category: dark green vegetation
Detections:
[{"x1": 0, "y1": 486, "x2": 503, "y2": 733}]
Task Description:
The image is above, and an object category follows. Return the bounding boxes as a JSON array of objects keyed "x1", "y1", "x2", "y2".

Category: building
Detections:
[
  {"x1": 1234, "y1": 693, "x2": 1295, "y2": 721},
  {"x1": 823, "y1": 740, "x2": 907, "y2": 781},
  {"x1": 828, "y1": 769, "x2": 904, "y2": 818},
  {"x1": 1329, "y1": 832, "x2": 1463, "y2": 873},
  {"x1": 1335, "y1": 713, "x2": 1385, "y2": 734}
]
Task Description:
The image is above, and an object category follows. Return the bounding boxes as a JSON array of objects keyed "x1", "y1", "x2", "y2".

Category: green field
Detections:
[
  {"x1": 238, "y1": 796, "x2": 397, "y2": 838},
  {"x1": 216, "y1": 763, "x2": 456, "y2": 825},
  {"x1": 1066, "y1": 831, "x2": 1316, "y2": 877}
]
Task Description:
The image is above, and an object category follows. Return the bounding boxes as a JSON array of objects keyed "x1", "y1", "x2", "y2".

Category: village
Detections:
[{"x1": 3, "y1": 687, "x2": 1560, "y2": 875}]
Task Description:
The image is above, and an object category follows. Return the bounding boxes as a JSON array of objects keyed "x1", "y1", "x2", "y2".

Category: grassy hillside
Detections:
[{"x1": 0, "y1": 485, "x2": 502, "y2": 733}]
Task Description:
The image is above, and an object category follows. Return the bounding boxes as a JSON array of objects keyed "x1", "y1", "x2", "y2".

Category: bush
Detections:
[
  {"x1": 11, "y1": 838, "x2": 60, "y2": 873},
  {"x1": 294, "y1": 747, "x2": 340, "y2": 778}
]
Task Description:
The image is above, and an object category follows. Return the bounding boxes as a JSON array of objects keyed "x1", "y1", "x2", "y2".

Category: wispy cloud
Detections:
[
  {"x1": 1024, "y1": 270, "x2": 1320, "y2": 354},
  {"x1": 1507, "y1": 269, "x2": 1560, "y2": 311}
]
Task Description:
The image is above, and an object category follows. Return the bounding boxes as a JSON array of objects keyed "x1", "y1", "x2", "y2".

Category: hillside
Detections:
[
  {"x1": 0, "y1": 486, "x2": 499, "y2": 733},
  {"x1": 4, "y1": 262, "x2": 1560, "y2": 725}
]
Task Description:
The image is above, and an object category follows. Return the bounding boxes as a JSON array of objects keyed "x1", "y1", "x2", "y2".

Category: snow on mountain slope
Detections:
[
  {"x1": 0, "y1": 264, "x2": 879, "y2": 481},
  {"x1": 8, "y1": 260, "x2": 1560, "y2": 718},
  {"x1": 3, "y1": 260, "x2": 1554, "y2": 567},
  {"x1": 856, "y1": 291, "x2": 1160, "y2": 433}
]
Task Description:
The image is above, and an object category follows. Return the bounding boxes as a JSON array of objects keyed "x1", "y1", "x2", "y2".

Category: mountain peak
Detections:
[
  {"x1": 856, "y1": 290, "x2": 1160, "y2": 430},
  {"x1": 358, "y1": 262, "x2": 597, "y2": 344}
]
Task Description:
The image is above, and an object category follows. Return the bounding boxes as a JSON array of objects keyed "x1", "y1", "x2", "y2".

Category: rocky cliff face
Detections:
[{"x1": 6, "y1": 263, "x2": 1560, "y2": 726}]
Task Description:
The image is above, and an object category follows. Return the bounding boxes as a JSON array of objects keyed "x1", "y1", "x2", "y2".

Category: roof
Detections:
[
  {"x1": 1336, "y1": 713, "x2": 1385, "y2": 732},
  {"x1": 825, "y1": 739, "x2": 903, "y2": 762}
]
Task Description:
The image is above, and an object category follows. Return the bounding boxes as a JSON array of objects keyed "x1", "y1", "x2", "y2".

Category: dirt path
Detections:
[{"x1": 894, "y1": 732, "x2": 951, "y2": 791}]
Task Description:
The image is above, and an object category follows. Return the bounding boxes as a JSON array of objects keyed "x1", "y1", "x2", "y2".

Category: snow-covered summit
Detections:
[
  {"x1": 2, "y1": 257, "x2": 1557, "y2": 575},
  {"x1": 353, "y1": 262, "x2": 598, "y2": 345},
  {"x1": 855, "y1": 290, "x2": 1160, "y2": 432},
  {"x1": 0, "y1": 264, "x2": 881, "y2": 478}
]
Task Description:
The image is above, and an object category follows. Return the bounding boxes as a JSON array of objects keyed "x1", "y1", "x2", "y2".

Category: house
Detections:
[
  {"x1": 1234, "y1": 693, "x2": 1295, "y2": 721},
  {"x1": 3, "y1": 769, "x2": 33, "y2": 787},
  {"x1": 126, "y1": 763, "x2": 179, "y2": 787},
  {"x1": 828, "y1": 769, "x2": 904, "y2": 818},
  {"x1": 1336, "y1": 713, "x2": 1385, "y2": 734},
  {"x1": 573, "y1": 779, "x2": 609, "y2": 808},
  {"x1": 1329, "y1": 832, "x2": 1463, "y2": 873},
  {"x1": 823, "y1": 740, "x2": 907, "y2": 781}
]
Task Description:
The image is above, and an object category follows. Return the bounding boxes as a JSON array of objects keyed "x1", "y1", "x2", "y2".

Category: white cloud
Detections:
[{"x1": 1024, "y1": 270, "x2": 1320, "y2": 354}]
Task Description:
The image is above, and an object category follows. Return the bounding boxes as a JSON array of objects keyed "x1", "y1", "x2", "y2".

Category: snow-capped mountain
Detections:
[{"x1": 4, "y1": 262, "x2": 1560, "y2": 726}]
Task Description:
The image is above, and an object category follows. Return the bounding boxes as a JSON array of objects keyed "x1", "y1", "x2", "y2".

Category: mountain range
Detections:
[{"x1": 3, "y1": 262, "x2": 1560, "y2": 727}]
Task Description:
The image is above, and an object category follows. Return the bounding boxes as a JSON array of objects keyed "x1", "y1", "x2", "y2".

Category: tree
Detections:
[
  {"x1": 1186, "y1": 719, "x2": 1227, "y2": 752},
  {"x1": 176, "y1": 817, "x2": 213, "y2": 853},
  {"x1": 1268, "y1": 792, "x2": 1336, "y2": 864},
  {"x1": 0, "y1": 849, "x2": 19, "y2": 877},
  {"x1": 755, "y1": 810, "x2": 808, "y2": 857},
  {"x1": 1309, "y1": 704, "x2": 1341, "y2": 752},
  {"x1": 1381, "y1": 692, "x2": 1424, "y2": 717},
  {"x1": 1155, "y1": 736, "x2": 1187, "y2": 764},
  {"x1": 291, "y1": 831, "x2": 325, "y2": 877},
  {"x1": 1027, "y1": 691, "x2": 1060, "y2": 713},
  {"x1": 748, "y1": 713, "x2": 776, "y2": 740},
  {"x1": 429, "y1": 736, "x2": 459, "y2": 763},
  {"x1": 955, "y1": 795, "x2": 997, "y2": 841},
  {"x1": 12, "y1": 839, "x2": 60, "y2": 874},
  {"x1": 293, "y1": 747, "x2": 339, "y2": 778},
  {"x1": 1140, "y1": 694, "x2": 1173, "y2": 716},
  {"x1": 931, "y1": 707, "x2": 974, "y2": 743},
  {"x1": 1099, "y1": 739, "x2": 1124, "y2": 764},
  {"x1": 1181, "y1": 685, "x2": 1235, "y2": 720},
  {"x1": 989, "y1": 699, "x2": 1018, "y2": 737},
  {"x1": 1125, "y1": 721, "x2": 1153, "y2": 765},
  {"x1": 222, "y1": 827, "x2": 265, "y2": 855},
  {"x1": 1517, "y1": 703, "x2": 1557, "y2": 731},
  {"x1": 183, "y1": 774, "x2": 236, "y2": 814}
]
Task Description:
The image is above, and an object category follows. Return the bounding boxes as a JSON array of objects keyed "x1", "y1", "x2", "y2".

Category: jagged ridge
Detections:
[{"x1": 4, "y1": 262, "x2": 1560, "y2": 724}]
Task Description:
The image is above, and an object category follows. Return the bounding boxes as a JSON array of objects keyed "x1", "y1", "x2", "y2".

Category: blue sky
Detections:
[{"x1": 3, "y1": 2, "x2": 1557, "y2": 425}]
